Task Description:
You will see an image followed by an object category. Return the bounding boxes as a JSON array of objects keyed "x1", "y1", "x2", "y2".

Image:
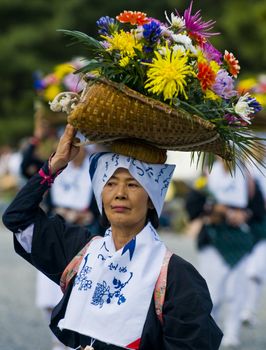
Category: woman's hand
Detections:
[{"x1": 50, "y1": 124, "x2": 80, "y2": 174}]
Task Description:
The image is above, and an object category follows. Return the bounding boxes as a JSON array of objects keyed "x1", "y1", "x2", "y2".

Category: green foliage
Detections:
[{"x1": 0, "y1": 0, "x2": 265, "y2": 145}]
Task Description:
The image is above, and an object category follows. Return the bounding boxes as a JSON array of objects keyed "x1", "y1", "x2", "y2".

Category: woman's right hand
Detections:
[{"x1": 50, "y1": 124, "x2": 80, "y2": 174}]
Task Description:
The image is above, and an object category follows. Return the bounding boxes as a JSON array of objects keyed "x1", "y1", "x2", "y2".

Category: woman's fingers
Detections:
[{"x1": 50, "y1": 124, "x2": 79, "y2": 173}]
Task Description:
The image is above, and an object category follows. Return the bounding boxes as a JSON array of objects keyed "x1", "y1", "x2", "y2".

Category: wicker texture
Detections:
[{"x1": 68, "y1": 79, "x2": 232, "y2": 163}]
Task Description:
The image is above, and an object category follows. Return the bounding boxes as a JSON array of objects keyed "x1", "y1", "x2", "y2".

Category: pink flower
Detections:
[
  {"x1": 202, "y1": 42, "x2": 222, "y2": 64},
  {"x1": 181, "y1": 1, "x2": 219, "y2": 39}
]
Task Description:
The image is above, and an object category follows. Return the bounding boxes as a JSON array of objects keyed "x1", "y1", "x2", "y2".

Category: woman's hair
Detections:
[{"x1": 100, "y1": 208, "x2": 159, "y2": 229}]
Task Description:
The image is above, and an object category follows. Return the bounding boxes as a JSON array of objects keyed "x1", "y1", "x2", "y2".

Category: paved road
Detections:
[{"x1": 1, "y1": 224, "x2": 266, "y2": 350}]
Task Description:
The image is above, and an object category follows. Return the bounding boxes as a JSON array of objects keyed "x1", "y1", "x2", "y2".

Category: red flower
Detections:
[
  {"x1": 224, "y1": 50, "x2": 240, "y2": 78},
  {"x1": 197, "y1": 61, "x2": 216, "y2": 91},
  {"x1": 116, "y1": 11, "x2": 150, "y2": 25}
]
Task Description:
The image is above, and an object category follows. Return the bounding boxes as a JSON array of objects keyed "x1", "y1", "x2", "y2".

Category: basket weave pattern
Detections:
[{"x1": 68, "y1": 79, "x2": 231, "y2": 162}]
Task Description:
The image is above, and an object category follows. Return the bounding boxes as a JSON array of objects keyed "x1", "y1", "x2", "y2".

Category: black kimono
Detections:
[{"x1": 2, "y1": 161, "x2": 223, "y2": 350}]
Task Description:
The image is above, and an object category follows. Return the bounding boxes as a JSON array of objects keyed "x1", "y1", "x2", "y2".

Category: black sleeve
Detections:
[
  {"x1": 20, "y1": 142, "x2": 44, "y2": 179},
  {"x1": 248, "y1": 181, "x2": 266, "y2": 222},
  {"x1": 2, "y1": 161, "x2": 51, "y2": 232},
  {"x1": 2, "y1": 161, "x2": 93, "y2": 284},
  {"x1": 162, "y1": 255, "x2": 223, "y2": 349},
  {"x1": 185, "y1": 189, "x2": 207, "y2": 220}
]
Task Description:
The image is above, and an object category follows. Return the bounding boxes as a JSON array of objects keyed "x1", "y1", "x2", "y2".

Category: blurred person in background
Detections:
[
  {"x1": 185, "y1": 157, "x2": 254, "y2": 348},
  {"x1": 0, "y1": 144, "x2": 24, "y2": 212},
  {"x1": 240, "y1": 145, "x2": 266, "y2": 327}
]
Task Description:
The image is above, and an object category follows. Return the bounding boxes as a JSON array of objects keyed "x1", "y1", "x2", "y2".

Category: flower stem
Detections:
[{"x1": 177, "y1": 100, "x2": 206, "y2": 118}]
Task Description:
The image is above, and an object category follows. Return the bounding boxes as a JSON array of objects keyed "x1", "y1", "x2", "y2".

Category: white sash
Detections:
[{"x1": 58, "y1": 223, "x2": 166, "y2": 348}]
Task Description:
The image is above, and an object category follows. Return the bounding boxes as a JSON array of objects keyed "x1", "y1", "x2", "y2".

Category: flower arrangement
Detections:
[
  {"x1": 34, "y1": 57, "x2": 86, "y2": 110},
  {"x1": 57, "y1": 2, "x2": 264, "y2": 166}
]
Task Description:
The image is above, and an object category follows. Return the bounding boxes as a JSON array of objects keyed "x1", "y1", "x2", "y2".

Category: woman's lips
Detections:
[{"x1": 111, "y1": 206, "x2": 130, "y2": 213}]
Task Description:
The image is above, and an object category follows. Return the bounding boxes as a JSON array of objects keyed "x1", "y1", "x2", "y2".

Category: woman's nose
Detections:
[{"x1": 115, "y1": 184, "x2": 127, "y2": 199}]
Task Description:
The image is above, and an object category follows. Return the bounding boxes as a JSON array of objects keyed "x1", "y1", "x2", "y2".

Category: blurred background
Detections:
[{"x1": 1, "y1": 0, "x2": 266, "y2": 349}]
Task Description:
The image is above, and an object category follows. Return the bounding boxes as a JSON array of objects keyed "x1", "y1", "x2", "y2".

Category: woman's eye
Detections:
[
  {"x1": 128, "y1": 183, "x2": 138, "y2": 188},
  {"x1": 106, "y1": 181, "x2": 115, "y2": 187}
]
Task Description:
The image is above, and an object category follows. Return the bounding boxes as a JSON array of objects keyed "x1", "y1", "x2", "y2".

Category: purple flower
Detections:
[
  {"x1": 181, "y1": 1, "x2": 219, "y2": 38},
  {"x1": 143, "y1": 20, "x2": 162, "y2": 44},
  {"x1": 143, "y1": 46, "x2": 154, "y2": 53},
  {"x1": 202, "y1": 42, "x2": 222, "y2": 64},
  {"x1": 212, "y1": 70, "x2": 237, "y2": 99},
  {"x1": 63, "y1": 73, "x2": 86, "y2": 93},
  {"x1": 224, "y1": 113, "x2": 240, "y2": 125},
  {"x1": 96, "y1": 16, "x2": 115, "y2": 36}
]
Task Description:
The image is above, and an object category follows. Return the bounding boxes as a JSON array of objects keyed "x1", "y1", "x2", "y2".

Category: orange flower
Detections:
[
  {"x1": 224, "y1": 50, "x2": 240, "y2": 78},
  {"x1": 197, "y1": 61, "x2": 217, "y2": 91},
  {"x1": 116, "y1": 10, "x2": 150, "y2": 25}
]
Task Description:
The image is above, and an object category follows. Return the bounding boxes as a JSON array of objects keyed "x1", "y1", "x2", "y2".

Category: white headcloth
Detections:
[{"x1": 89, "y1": 152, "x2": 175, "y2": 216}]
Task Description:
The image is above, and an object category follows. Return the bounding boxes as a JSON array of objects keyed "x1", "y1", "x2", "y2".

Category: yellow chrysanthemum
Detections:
[
  {"x1": 205, "y1": 89, "x2": 220, "y2": 101},
  {"x1": 54, "y1": 63, "x2": 75, "y2": 80},
  {"x1": 103, "y1": 30, "x2": 142, "y2": 57},
  {"x1": 119, "y1": 56, "x2": 130, "y2": 67},
  {"x1": 144, "y1": 47, "x2": 195, "y2": 101},
  {"x1": 44, "y1": 85, "x2": 61, "y2": 101}
]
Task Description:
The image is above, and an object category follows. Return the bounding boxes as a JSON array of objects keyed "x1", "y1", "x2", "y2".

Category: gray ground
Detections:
[{"x1": 0, "y1": 224, "x2": 266, "y2": 350}]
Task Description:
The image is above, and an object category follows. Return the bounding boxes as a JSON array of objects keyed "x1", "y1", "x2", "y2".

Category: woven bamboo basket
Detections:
[{"x1": 67, "y1": 78, "x2": 232, "y2": 163}]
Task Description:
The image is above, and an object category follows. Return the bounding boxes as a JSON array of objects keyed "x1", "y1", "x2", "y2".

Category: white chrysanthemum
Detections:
[
  {"x1": 172, "y1": 44, "x2": 186, "y2": 53},
  {"x1": 234, "y1": 93, "x2": 254, "y2": 123},
  {"x1": 134, "y1": 26, "x2": 144, "y2": 40},
  {"x1": 160, "y1": 25, "x2": 172, "y2": 38},
  {"x1": 172, "y1": 34, "x2": 197, "y2": 54},
  {"x1": 165, "y1": 11, "x2": 185, "y2": 29},
  {"x1": 158, "y1": 46, "x2": 167, "y2": 56}
]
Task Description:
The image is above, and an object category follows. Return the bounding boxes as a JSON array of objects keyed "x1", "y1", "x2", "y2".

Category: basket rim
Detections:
[
  {"x1": 84, "y1": 76, "x2": 217, "y2": 132},
  {"x1": 69, "y1": 76, "x2": 233, "y2": 160}
]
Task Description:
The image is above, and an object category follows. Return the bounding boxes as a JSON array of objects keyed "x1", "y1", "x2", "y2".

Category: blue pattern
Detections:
[
  {"x1": 91, "y1": 272, "x2": 133, "y2": 308},
  {"x1": 89, "y1": 152, "x2": 109, "y2": 180},
  {"x1": 122, "y1": 238, "x2": 136, "y2": 260},
  {"x1": 160, "y1": 169, "x2": 175, "y2": 196},
  {"x1": 74, "y1": 254, "x2": 93, "y2": 291},
  {"x1": 155, "y1": 165, "x2": 168, "y2": 183}
]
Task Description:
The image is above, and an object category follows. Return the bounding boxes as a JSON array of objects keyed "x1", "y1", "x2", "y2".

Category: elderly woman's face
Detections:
[{"x1": 102, "y1": 168, "x2": 151, "y2": 232}]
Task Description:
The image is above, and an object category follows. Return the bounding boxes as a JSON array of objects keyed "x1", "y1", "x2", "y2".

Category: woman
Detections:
[
  {"x1": 2, "y1": 124, "x2": 222, "y2": 350},
  {"x1": 196, "y1": 158, "x2": 253, "y2": 348}
]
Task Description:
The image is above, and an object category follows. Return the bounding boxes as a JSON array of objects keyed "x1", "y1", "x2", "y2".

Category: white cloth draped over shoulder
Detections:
[{"x1": 58, "y1": 223, "x2": 166, "y2": 349}]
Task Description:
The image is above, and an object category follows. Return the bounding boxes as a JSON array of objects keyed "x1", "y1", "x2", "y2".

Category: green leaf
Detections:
[{"x1": 57, "y1": 29, "x2": 103, "y2": 50}]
